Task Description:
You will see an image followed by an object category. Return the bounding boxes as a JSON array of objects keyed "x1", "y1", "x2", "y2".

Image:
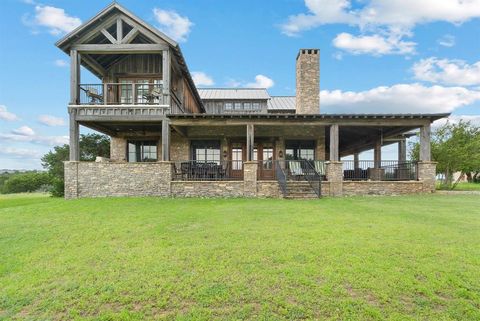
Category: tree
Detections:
[
  {"x1": 2, "y1": 172, "x2": 52, "y2": 194},
  {"x1": 42, "y1": 133, "x2": 110, "y2": 196},
  {"x1": 410, "y1": 121, "x2": 480, "y2": 189}
]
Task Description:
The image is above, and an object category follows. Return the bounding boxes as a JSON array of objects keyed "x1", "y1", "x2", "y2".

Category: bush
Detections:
[
  {"x1": 50, "y1": 178, "x2": 65, "y2": 197},
  {"x1": 2, "y1": 172, "x2": 52, "y2": 194}
]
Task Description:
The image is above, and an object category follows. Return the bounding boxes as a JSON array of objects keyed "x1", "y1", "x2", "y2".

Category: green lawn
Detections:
[
  {"x1": 1, "y1": 194, "x2": 479, "y2": 320},
  {"x1": 453, "y1": 182, "x2": 480, "y2": 191}
]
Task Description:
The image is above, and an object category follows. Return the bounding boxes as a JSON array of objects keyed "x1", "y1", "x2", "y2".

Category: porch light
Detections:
[
  {"x1": 223, "y1": 150, "x2": 228, "y2": 158},
  {"x1": 278, "y1": 150, "x2": 283, "y2": 158}
]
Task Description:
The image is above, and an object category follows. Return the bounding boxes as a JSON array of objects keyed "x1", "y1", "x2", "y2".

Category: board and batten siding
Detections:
[
  {"x1": 108, "y1": 54, "x2": 162, "y2": 76},
  {"x1": 203, "y1": 100, "x2": 268, "y2": 114}
]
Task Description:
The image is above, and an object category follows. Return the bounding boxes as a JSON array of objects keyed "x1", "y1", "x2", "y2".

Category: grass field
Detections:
[{"x1": 1, "y1": 194, "x2": 479, "y2": 320}]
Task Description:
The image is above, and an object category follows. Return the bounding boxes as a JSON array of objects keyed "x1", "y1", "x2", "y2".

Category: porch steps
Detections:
[{"x1": 283, "y1": 182, "x2": 320, "y2": 199}]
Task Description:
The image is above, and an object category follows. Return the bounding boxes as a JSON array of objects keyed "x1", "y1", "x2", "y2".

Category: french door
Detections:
[{"x1": 229, "y1": 141, "x2": 275, "y2": 180}]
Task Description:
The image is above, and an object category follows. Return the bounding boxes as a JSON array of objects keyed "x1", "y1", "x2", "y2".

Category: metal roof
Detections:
[
  {"x1": 268, "y1": 96, "x2": 296, "y2": 110},
  {"x1": 198, "y1": 88, "x2": 270, "y2": 100}
]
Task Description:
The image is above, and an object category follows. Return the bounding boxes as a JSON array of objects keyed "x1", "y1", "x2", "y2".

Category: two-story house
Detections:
[{"x1": 57, "y1": 3, "x2": 446, "y2": 199}]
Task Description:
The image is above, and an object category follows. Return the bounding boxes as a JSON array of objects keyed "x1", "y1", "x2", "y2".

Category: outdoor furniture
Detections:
[
  {"x1": 81, "y1": 86, "x2": 103, "y2": 104},
  {"x1": 289, "y1": 161, "x2": 304, "y2": 180},
  {"x1": 142, "y1": 87, "x2": 162, "y2": 104}
]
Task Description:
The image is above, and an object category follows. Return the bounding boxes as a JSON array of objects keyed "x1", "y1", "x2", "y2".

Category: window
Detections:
[
  {"x1": 244, "y1": 102, "x2": 252, "y2": 110},
  {"x1": 231, "y1": 143, "x2": 243, "y2": 170},
  {"x1": 191, "y1": 140, "x2": 221, "y2": 163},
  {"x1": 252, "y1": 102, "x2": 260, "y2": 110},
  {"x1": 118, "y1": 78, "x2": 162, "y2": 104},
  {"x1": 234, "y1": 102, "x2": 242, "y2": 110},
  {"x1": 128, "y1": 141, "x2": 158, "y2": 162},
  {"x1": 263, "y1": 147, "x2": 273, "y2": 169},
  {"x1": 285, "y1": 140, "x2": 315, "y2": 160},
  {"x1": 224, "y1": 102, "x2": 233, "y2": 110}
]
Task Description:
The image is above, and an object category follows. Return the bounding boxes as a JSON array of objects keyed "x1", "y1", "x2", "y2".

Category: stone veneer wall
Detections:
[
  {"x1": 64, "y1": 161, "x2": 172, "y2": 199},
  {"x1": 110, "y1": 137, "x2": 127, "y2": 161},
  {"x1": 65, "y1": 162, "x2": 432, "y2": 199},
  {"x1": 342, "y1": 181, "x2": 424, "y2": 196}
]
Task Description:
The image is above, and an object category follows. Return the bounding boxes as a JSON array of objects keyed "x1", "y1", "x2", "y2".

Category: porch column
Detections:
[
  {"x1": 329, "y1": 124, "x2": 339, "y2": 161},
  {"x1": 353, "y1": 152, "x2": 360, "y2": 169},
  {"x1": 162, "y1": 49, "x2": 171, "y2": 106},
  {"x1": 162, "y1": 118, "x2": 170, "y2": 161},
  {"x1": 69, "y1": 109, "x2": 79, "y2": 161},
  {"x1": 70, "y1": 49, "x2": 81, "y2": 104},
  {"x1": 420, "y1": 123, "x2": 431, "y2": 161},
  {"x1": 418, "y1": 123, "x2": 436, "y2": 192},
  {"x1": 370, "y1": 140, "x2": 383, "y2": 180},
  {"x1": 398, "y1": 139, "x2": 407, "y2": 162},
  {"x1": 246, "y1": 124, "x2": 254, "y2": 161}
]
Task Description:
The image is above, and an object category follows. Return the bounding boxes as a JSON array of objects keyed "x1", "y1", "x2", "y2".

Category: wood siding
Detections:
[{"x1": 108, "y1": 54, "x2": 162, "y2": 76}]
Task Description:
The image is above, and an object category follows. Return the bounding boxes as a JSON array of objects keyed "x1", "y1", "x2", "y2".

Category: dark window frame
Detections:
[
  {"x1": 190, "y1": 140, "x2": 221, "y2": 163},
  {"x1": 285, "y1": 140, "x2": 316, "y2": 160},
  {"x1": 127, "y1": 140, "x2": 158, "y2": 162}
]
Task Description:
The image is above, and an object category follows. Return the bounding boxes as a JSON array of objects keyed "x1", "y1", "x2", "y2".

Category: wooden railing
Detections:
[{"x1": 71, "y1": 105, "x2": 170, "y2": 118}]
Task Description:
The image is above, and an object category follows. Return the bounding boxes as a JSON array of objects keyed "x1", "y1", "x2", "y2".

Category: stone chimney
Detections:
[{"x1": 296, "y1": 49, "x2": 320, "y2": 114}]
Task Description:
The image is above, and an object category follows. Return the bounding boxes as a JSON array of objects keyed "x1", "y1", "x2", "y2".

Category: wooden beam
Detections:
[
  {"x1": 162, "y1": 49, "x2": 170, "y2": 97},
  {"x1": 80, "y1": 54, "x2": 107, "y2": 77},
  {"x1": 353, "y1": 152, "x2": 360, "y2": 169},
  {"x1": 162, "y1": 118, "x2": 170, "y2": 161},
  {"x1": 171, "y1": 125, "x2": 187, "y2": 137},
  {"x1": 120, "y1": 14, "x2": 169, "y2": 45},
  {"x1": 116, "y1": 17, "x2": 123, "y2": 42},
  {"x1": 420, "y1": 124, "x2": 431, "y2": 161},
  {"x1": 246, "y1": 124, "x2": 254, "y2": 161},
  {"x1": 329, "y1": 124, "x2": 339, "y2": 161},
  {"x1": 70, "y1": 49, "x2": 80, "y2": 104},
  {"x1": 101, "y1": 28, "x2": 117, "y2": 44},
  {"x1": 72, "y1": 44, "x2": 168, "y2": 54},
  {"x1": 78, "y1": 122, "x2": 117, "y2": 137},
  {"x1": 69, "y1": 110, "x2": 79, "y2": 161},
  {"x1": 121, "y1": 27, "x2": 139, "y2": 44}
]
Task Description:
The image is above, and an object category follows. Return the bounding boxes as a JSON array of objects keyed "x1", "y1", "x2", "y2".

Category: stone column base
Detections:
[
  {"x1": 326, "y1": 161, "x2": 343, "y2": 196},
  {"x1": 64, "y1": 161, "x2": 79, "y2": 199},
  {"x1": 418, "y1": 161, "x2": 437, "y2": 193},
  {"x1": 243, "y1": 161, "x2": 258, "y2": 197}
]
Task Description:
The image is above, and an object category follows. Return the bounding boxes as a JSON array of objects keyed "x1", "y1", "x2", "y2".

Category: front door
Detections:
[{"x1": 230, "y1": 143, "x2": 245, "y2": 179}]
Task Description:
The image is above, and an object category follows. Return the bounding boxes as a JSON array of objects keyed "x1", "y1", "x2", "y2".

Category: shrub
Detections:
[{"x1": 2, "y1": 172, "x2": 52, "y2": 194}]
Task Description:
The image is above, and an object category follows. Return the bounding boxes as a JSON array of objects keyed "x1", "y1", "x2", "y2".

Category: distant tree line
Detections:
[
  {"x1": 410, "y1": 121, "x2": 480, "y2": 189},
  {"x1": 1, "y1": 134, "x2": 110, "y2": 196}
]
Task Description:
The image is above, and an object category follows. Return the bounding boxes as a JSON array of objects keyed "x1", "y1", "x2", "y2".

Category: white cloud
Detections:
[
  {"x1": 191, "y1": 72, "x2": 214, "y2": 87},
  {"x1": 320, "y1": 83, "x2": 480, "y2": 114},
  {"x1": 12, "y1": 126, "x2": 35, "y2": 136},
  {"x1": 433, "y1": 114, "x2": 480, "y2": 127},
  {"x1": 38, "y1": 115, "x2": 65, "y2": 126},
  {"x1": 281, "y1": 0, "x2": 480, "y2": 56},
  {"x1": 54, "y1": 59, "x2": 68, "y2": 67},
  {"x1": 0, "y1": 131, "x2": 68, "y2": 146},
  {"x1": 437, "y1": 34, "x2": 456, "y2": 47},
  {"x1": 333, "y1": 32, "x2": 416, "y2": 56},
  {"x1": 0, "y1": 147, "x2": 42, "y2": 159},
  {"x1": 245, "y1": 75, "x2": 275, "y2": 89},
  {"x1": 153, "y1": 8, "x2": 193, "y2": 42},
  {"x1": 412, "y1": 58, "x2": 480, "y2": 86},
  {"x1": 25, "y1": 5, "x2": 82, "y2": 35},
  {"x1": 0, "y1": 105, "x2": 19, "y2": 121},
  {"x1": 282, "y1": 0, "x2": 480, "y2": 36}
]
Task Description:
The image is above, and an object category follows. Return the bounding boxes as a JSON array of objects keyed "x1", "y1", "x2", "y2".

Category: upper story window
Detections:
[
  {"x1": 222, "y1": 101, "x2": 262, "y2": 111},
  {"x1": 225, "y1": 102, "x2": 233, "y2": 110},
  {"x1": 119, "y1": 78, "x2": 162, "y2": 105}
]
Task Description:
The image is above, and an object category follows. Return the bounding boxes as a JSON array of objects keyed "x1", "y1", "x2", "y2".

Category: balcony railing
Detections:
[
  {"x1": 343, "y1": 160, "x2": 418, "y2": 181},
  {"x1": 173, "y1": 161, "x2": 243, "y2": 181},
  {"x1": 78, "y1": 83, "x2": 168, "y2": 106}
]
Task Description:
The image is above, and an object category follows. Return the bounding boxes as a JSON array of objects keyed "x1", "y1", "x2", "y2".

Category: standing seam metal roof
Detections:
[
  {"x1": 197, "y1": 88, "x2": 270, "y2": 100},
  {"x1": 268, "y1": 96, "x2": 296, "y2": 110}
]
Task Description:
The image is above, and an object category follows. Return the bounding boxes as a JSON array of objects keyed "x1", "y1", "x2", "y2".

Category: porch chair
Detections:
[
  {"x1": 289, "y1": 161, "x2": 304, "y2": 180},
  {"x1": 83, "y1": 86, "x2": 103, "y2": 104},
  {"x1": 314, "y1": 160, "x2": 327, "y2": 180}
]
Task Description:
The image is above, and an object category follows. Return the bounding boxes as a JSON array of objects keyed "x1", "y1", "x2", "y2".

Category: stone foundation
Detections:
[{"x1": 65, "y1": 161, "x2": 436, "y2": 199}]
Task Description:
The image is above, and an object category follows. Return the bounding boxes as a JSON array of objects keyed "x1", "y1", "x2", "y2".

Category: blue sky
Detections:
[{"x1": 0, "y1": 0, "x2": 479, "y2": 169}]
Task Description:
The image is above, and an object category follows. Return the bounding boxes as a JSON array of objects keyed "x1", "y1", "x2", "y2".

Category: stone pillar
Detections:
[
  {"x1": 370, "y1": 140, "x2": 384, "y2": 180},
  {"x1": 69, "y1": 109, "x2": 79, "y2": 161},
  {"x1": 326, "y1": 161, "x2": 343, "y2": 196},
  {"x1": 418, "y1": 161, "x2": 437, "y2": 193},
  {"x1": 243, "y1": 161, "x2": 258, "y2": 197},
  {"x1": 110, "y1": 137, "x2": 127, "y2": 161},
  {"x1": 296, "y1": 49, "x2": 320, "y2": 114},
  {"x1": 158, "y1": 161, "x2": 173, "y2": 196},
  {"x1": 316, "y1": 128, "x2": 326, "y2": 160},
  {"x1": 353, "y1": 152, "x2": 360, "y2": 169},
  {"x1": 64, "y1": 161, "x2": 79, "y2": 199}
]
